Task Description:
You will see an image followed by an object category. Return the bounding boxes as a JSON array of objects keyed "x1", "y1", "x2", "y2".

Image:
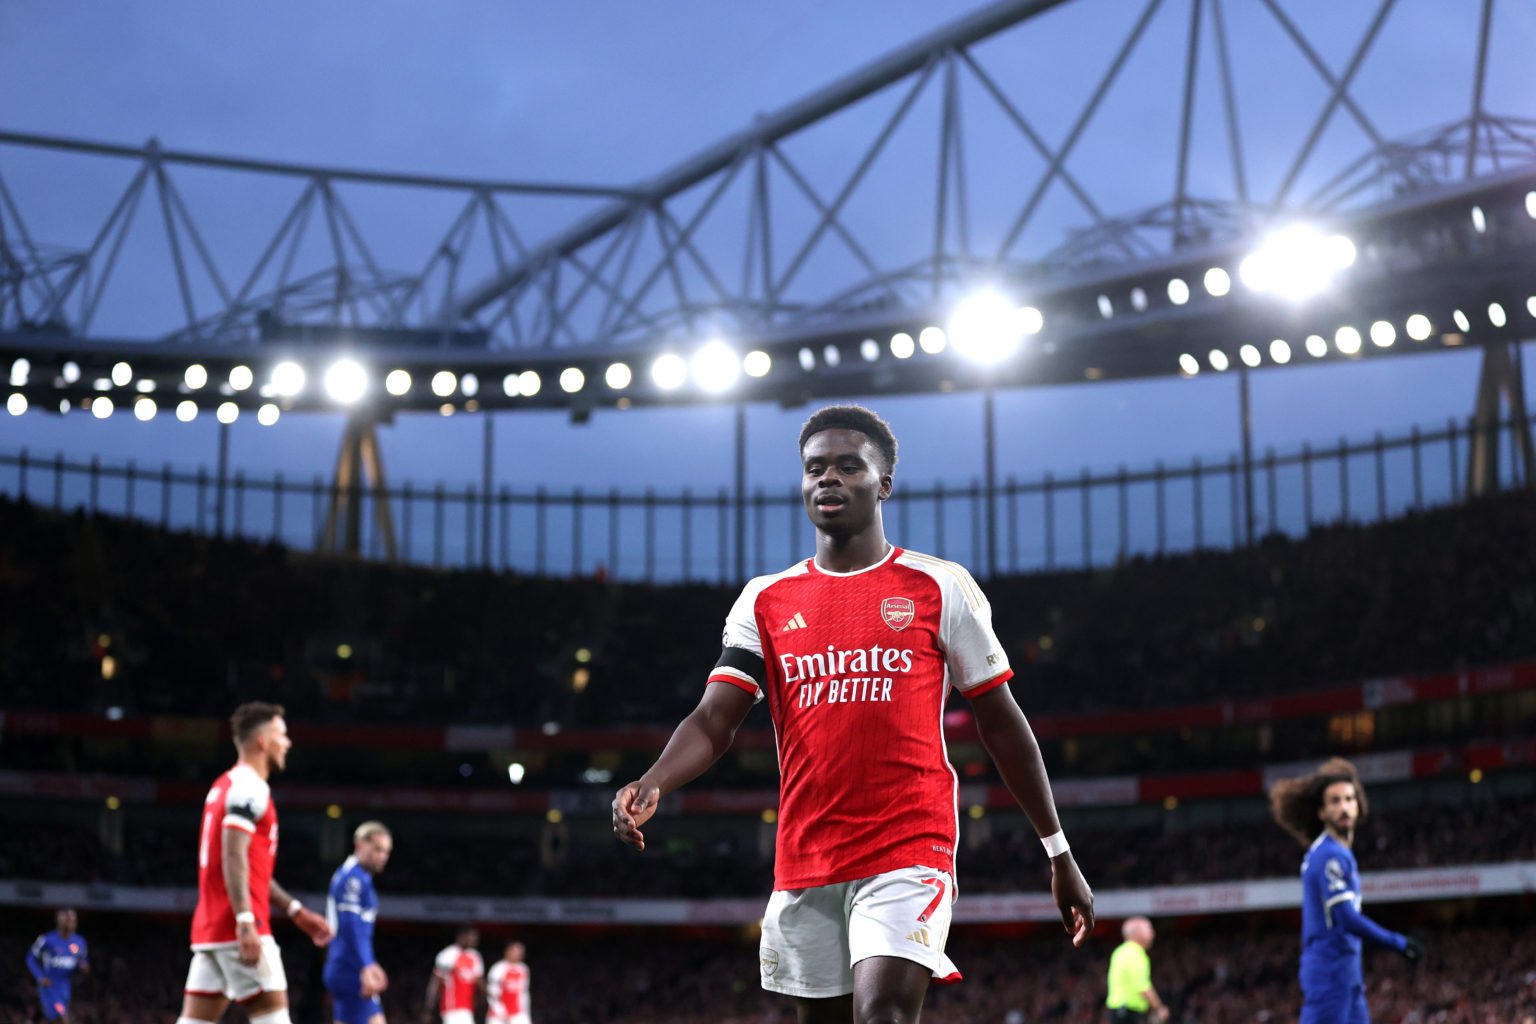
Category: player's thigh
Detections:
[
  {"x1": 1299, "y1": 989, "x2": 1354, "y2": 1024},
  {"x1": 847, "y1": 867, "x2": 960, "y2": 983},
  {"x1": 851, "y1": 955, "x2": 931, "y2": 1024},
  {"x1": 761, "y1": 883, "x2": 856, "y2": 998},
  {"x1": 796, "y1": 993, "x2": 854, "y2": 1024}
]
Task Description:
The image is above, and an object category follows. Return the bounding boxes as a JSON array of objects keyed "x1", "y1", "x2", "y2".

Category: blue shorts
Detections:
[
  {"x1": 1300, "y1": 984, "x2": 1369, "y2": 1024},
  {"x1": 39, "y1": 987, "x2": 72, "y2": 1021},
  {"x1": 326, "y1": 973, "x2": 382, "y2": 1024}
]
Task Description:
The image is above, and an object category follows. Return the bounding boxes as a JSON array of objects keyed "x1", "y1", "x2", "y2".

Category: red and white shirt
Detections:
[
  {"x1": 708, "y1": 547, "x2": 1011, "y2": 890},
  {"x1": 488, "y1": 959, "x2": 530, "y2": 1021},
  {"x1": 191, "y1": 763, "x2": 278, "y2": 947},
  {"x1": 434, "y1": 944, "x2": 485, "y2": 1015}
]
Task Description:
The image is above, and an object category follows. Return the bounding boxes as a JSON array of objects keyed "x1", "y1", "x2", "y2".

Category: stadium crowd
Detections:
[
  {"x1": 2, "y1": 488, "x2": 1534, "y2": 728},
  {"x1": 3, "y1": 914, "x2": 1532, "y2": 1023}
]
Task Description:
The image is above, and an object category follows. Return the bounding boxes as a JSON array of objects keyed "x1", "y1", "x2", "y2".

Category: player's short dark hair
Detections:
[
  {"x1": 456, "y1": 924, "x2": 478, "y2": 942},
  {"x1": 230, "y1": 702, "x2": 285, "y2": 745},
  {"x1": 798, "y1": 404, "x2": 899, "y2": 475},
  {"x1": 1269, "y1": 757, "x2": 1369, "y2": 847}
]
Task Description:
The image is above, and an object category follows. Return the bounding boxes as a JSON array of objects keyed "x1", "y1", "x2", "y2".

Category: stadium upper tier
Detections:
[{"x1": 1, "y1": 489, "x2": 1532, "y2": 727}]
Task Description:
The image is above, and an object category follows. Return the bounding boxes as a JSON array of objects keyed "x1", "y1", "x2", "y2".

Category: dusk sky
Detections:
[{"x1": 2, "y1": 1, "x2": 1532, "y2": 572}]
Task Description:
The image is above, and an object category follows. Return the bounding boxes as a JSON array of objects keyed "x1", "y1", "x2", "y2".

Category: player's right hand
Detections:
[
  {"x1": 612, "y1": 779, "x2": 660, "y2": 850},
  {"x1": 236, "y1": 920, "x2": 261, "y2": 966},
  {"x1": 360, "y1": 962, "x2": 388, "y2": 996},
  {"x1": 1401, "y1": 935, "x2": 1426, "y2": 963},
  {"x1": 1049, "y1": 851, "x2": 1095, "y2": 948}
]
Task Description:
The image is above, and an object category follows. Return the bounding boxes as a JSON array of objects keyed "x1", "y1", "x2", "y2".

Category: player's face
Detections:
[
  {"x1": 506, "y1": 942, "x2": 524, "y2": 963},
  {"x1": 1318, "y1": 781, "x2": 1358, "y2": 835},
  {"x1": 801, "y1": 429, "x2": 891, "y2": 538},
  {"x1": 57, "y1": 909, "x2": 76, "y2": 934},
  {"x1": 360, "y1": 834, "x2": 393, "y2": 874},
  {"x1": 260, "y1": 716, "x2": 292, "y2": 774},
  {"x1": 460, "y1": 928, "x2": 480, "y2": 949}
]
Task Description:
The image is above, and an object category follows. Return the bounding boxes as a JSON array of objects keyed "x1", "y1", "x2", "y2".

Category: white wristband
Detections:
[
  {"x1": 288, "y1": 899, "x2": 304, "y2": 917},
  {"x1": 235, "y1": 911, "x2": 256, "y2": 925},
  {"x1": 1040, "y1": 830, "x2": 1070, "y2": 858}
]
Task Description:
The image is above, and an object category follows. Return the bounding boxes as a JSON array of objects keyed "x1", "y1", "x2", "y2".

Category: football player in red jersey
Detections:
[
  {"x1": 615, "y1": 405, "x2": 1094, "y2": 1024},
  {"x1": 176, "y1": 702, "x2": 333, "y2": 1024}
]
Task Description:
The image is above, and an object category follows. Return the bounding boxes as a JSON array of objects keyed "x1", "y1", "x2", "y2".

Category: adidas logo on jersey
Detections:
[
  {"x1": 782, "y1": 612, "x2": 808, "y2": 631},
  {"x1": 906, "y1": 927, "x2": 932, "y2": 947}
]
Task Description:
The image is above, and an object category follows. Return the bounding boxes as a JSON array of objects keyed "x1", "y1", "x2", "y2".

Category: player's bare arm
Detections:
[
  {"x1": 969, "y1": 684, "x2": 1096, "y2": 946},
  {"x1": 222, "y1": 826, "x2": 262, "y2": 966},
  {"x1": 271, "y1": 877, "x2": 332, "y2": 946},
  {"x1": 613, "y1": 681, "x2": 755, "y2": 850}
]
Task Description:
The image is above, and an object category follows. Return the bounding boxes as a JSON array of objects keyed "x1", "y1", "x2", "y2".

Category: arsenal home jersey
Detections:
[
  {"x1": 191, "y1": 763, "x2": 279, "y2": 947},
  {"x1": 435, "y1": 945, "x2": 485, "y2": 1014},
  {"x1": 707, "y1": 546, "x2": 1012, "y2": 889}
]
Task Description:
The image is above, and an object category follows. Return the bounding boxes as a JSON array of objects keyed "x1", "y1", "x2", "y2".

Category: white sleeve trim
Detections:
[
  {"x1": 221, "y1": 815, "x2": 257, "y2": 833},
  {"x1": 1324, "y1": 891, "x2": 1357, "y2": 908}
]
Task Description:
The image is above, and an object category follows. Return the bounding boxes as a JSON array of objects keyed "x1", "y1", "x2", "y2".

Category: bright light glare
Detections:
[
  {"x1": 518, "y1": 370, "x2": 541, "y2": 397},
  {"x1": 822, "y1": 344, "x2": 841, "y2": 368},
  {"x1": 1239, "y1": 344, "x2": 1261, "y2": 368},
  {"x1": 6, "y1": 393, "x2": 26, "y2": 416},
  {"x1": 257, "y1": 403, "x2": 280, "y2": 426},
  {"x1": 62, "y1": 361, "x2": 81, "y2": 384},
  {"x1": 271, "y1": 360, "x2": 305, "y2": 397},
  {"x1": 1305, "y1": 334, "x2": 1328, "y2": 358},
  {"x1": 1471, "y1": 205, "x2": 1487, "y2": 234},
  {"x1": 949, "y1": 290, "x2": 1025, "y2": 364},
  {"x1": 176, "y1": 401, "x2": 198, "y2": 422},
  {"x1": 1529, "y1": 297, "x2": 1536, "y2": 319},
  {"x1": 507, "y1": 763, "x2": 526, "y2": 785},
  {"x1": 651, "y1": 354, "x2": 687, "y2": 391},
  {"x1": 559, "y1": 367, "x2": 585, "y2": 393},
  {"x1": 1270, "y1": 339, "x2": 1293, "y2": 364},
  {"x1": 111, "y1": 361, "x2": 132, "y2": 387},
  {"x1": 502, "y1": 373, "x2": 522, "y2": 397},
  {"x1": 185, "y1": 364, "x2": 208, "y2": 390},
  {"x1": 133, "y1": 397, "x2": 156, "y2": 421},
  {"x1": 229, "y1": 365, "x2": 254, "y2": 391},
  {"x1": 1453, "y1": 309, "x2": 1471, "y2": 332},
  {"x1": 216, "y1": 402, "x2": 239, "y2": 424},
  {"x1": 9, "y1": 358, "x2": 29, "y2": 386},
  {"x1": 1178, "y1": 353, "x2": 1199, "y2": 376},
  {"x1": 1096, "y1": 295, "x2": 1113, "y2": 319},
  {"x1": 1203, "y1": 267, "x2": 1232, "y2": 297},
  {"x1": 1130, "y1": 287, "x2": 1148, "y2": 312},
  {"x1": 1335, "y1": 326, "x2": 1362, "y2": 355},
  {"x1": 1405, "y1": 314, "x2": 1432, "y2": 341},
  {"x1": 431, "y1": 370, "x2": 458, "y2": 397},
  {"x1": 1019, "y1": 306, "x2": 1044, "y2": 335},
  {"x1": 1370, "y1": 321, "x2": 1396, "y2": 347},
  {"x1": 890, "y1": 333, "x2": 915, "y2": 359},
  {"x1": 1208, "y1": 350, "x2": 1230, "y2": 372},
  {"x1": 1167, "y1": 278, "x2": 1191, "y2": 305},
  {"x1": 798, "y1": 348, "x2": 816, "y2": 371},
  {"x1": 323, "y1": 359, "x2": 368, "y2": 404},
  {"x1": 385, "y1": 369, "x2": 412, "y2": 396},
  {"x1": 1527, "y1": 192, "x2": 1536, "y2": 219},
  {"x1": 1488, "y1": 302, "x2": 1507, "y2": 328},
  {"x1": 1237, "y1": 225, "x2": 1356, "y2": 301},
  {"x1": 860, "y1": 339, "x2": 880, "y2": 362},
  {"x1": 92, "y1": 397, "x2": 114, "y2": 419},
  {"x1": 136, "y1": 379, "x2": 155, "y2": 393},
  {"x1": 692, "y1": 342, "x2": 741, "y2": 393},
  {"x1": 461, "y1": 373, "x2": 479, "y2": 398},
  {"x1": 743, "y1": 350, "x2": 772, "y2": 377},
  {"x1": 918, "y1": 326, "x2": 947, "y2": 354},
  {"x1": 605, "y1": 362, "x2": 633, "y2": 389}
]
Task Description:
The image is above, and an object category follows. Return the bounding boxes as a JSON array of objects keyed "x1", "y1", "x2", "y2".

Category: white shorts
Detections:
[
  {"x1": 443, "y1": 1011, "x2": 476, "y2": 1024},
  {"x1": 759, "y1": 865, "x2": 960, "y2": 998},
  {"x1": 184, "y1": 935, "x2": 289, "y2": 1002}
]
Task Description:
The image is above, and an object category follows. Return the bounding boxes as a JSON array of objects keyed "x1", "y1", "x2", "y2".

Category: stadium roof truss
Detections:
[{"x1": 3, "y1": 0, "x2": 1536, "y2": 416}]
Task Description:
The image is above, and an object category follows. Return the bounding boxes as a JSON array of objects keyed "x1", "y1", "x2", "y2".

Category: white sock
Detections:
[{"x1": 248, "y1": 1011, "x2": 292, "y2": 1024}]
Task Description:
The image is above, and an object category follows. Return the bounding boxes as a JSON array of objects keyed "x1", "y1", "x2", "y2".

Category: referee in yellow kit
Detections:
[{"x1": 1106, "y1": 916, "x2": 1169, "y2": 1022}]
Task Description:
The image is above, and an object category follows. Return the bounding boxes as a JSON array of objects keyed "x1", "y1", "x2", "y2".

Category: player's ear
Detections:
[{"x1": 878, "y1": 473, "x2": 893, "y2": 501}]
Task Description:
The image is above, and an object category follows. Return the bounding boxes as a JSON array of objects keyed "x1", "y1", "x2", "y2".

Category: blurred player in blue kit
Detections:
[
  {"x1": 1270, "y1": 758, "x2": 1425, "y2": 1024},
  {"x1": 26, "y1": 908, "x2": 89, "y2": 1023},
  {"x1": 325, "y1": 821, "x2": 394, "y2": 1024}
]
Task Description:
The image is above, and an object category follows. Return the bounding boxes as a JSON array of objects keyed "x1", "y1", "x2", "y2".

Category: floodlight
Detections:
[
  {"x1": 1269, "y1": 339, "x2": 1292, "y2": 364},
  {"x1": 216, "y1": 402, "x2": 239, "y2": 424},
  {"x1": 136, "y1": 380, "x2": 155, "y2": 393},
  {"x1": 111, "y1": 361, "x2": 132, "y2": 387},
  {"x1": 1167, "y1": 278, "x2": 1190, "y2": 305},
  {"x1": 1208, "y1": 350, "x2": 1229, "y2": 371},
  {"x1": 890, "y1": 333, "x2": 915, "y2": 359},
  {"x1": 176, "y1": 401, "x2": 198, "y2": 422},
  {"x1": 692, "y1": 341, "x2": 741, "y2": 393},
  {"x1": 502, "y1": 373, "x2": 522, "y2": 397},
  {"x1": 271, "y1": 360, "x2": 305, "y2": 397},
  {"x1": 605, "y1": 363, "x2": 632, "y2": 390},
  {"x1": 1452, "y1": 310, "x2": 1471, "y2": 332},
  {"x1": 1096, "y1": 295, "x2": 1113, "y2": 319},
  {"x1": 918, "y1": 326, "x2": 947, "y2": 354},
  {"x1": 184, "y1": 364, "x2": 208, "y2": 390},
  {"x1": 1335, "y1": 326, "x2": 1362, "y2": 355},
  {"x1": 559, "y1": 367, "x2": 586, "y2": 393},
  {"x1": 822, "y1": 344, "x2": 841, "y2": 368},
  {"x1": 1130, "y1": 287, "x2": 1148, "y2": 312},
  {"x1": 1528, "y1": 297, "x2": 1536, "y2": 319},
  {"x1": 651, "y1": 354, "x2": 687, "y2": 391},
  {"x1": 257, "y1": 404, "x2": 280, "y2": 426},
  {"x1": 1369, "y1": 321, "x2": 1396, "y2": 347},
  {"x1": 6, "y1": 393, "x2": 26, "y2": 416},
  {"x1": 62, "y1": 361, "x2": 80, "y2": 384},
  {"x1": 133, "y1": 397, "x2": 156, "y2": 421},
  {"x1": 1471, "y1": 206, "x2": 1487, "y2": 234},
  {"x1": 1019, "y1": 306, "x2": 1044, "y2": 335},
  {"x1": 323, "y1": 359, "x2": 368, "y2": 404},
  {"x1": 385, "y1": 369, "x2": 412, "y2": 396},
  {"x1": 1203, "y1": 268, "x2": 1231, "y2": 297},
  {"x1": 518, "y1": 370, "x2": 542, "y2": 396},
  {"x1": 1239, "y1": 344, "x2": 1261, "y2": 368},
  {"x1": 1488, "y1": 302, "x2": 1507, "y2": 328},
  {"x1": 229, "y1": 365, "x2": 254, "y2": 391},
  {"x1": 507, "y1": 763, "x2": 526, "y2": 785},
  {"x1": 1237, "y1": 224, "x2": 1356, "y2": 301},
  {"x1": 743, "y1": 350, "x2": 772, "y2": 378},
  {"x1": 949, "y1": 290, "x2": 1024, "y2": 364},
  {"x1": 860, "y1": 339, "x2": 880, "y2": 362},
  {"x1": 461, "y1": 373, "x2": 479, "y2": 397},
  {"x1": 1527, "y1": 192, "x2": 1536, "y2": 219},
  {"x1": 797, "y1": 348, "x2": 816, "y2": 371},
  {"x1": 9, "y1": 358, "x2": 29, "y2": 386},
  {"x1": 1405, "y1": 314, "x2": 1432, "y2": 341},
  {"x1": 431, "y1": 370, "x2": 458, "y2": 397},
  {"x1": 1305, "y1": 335, "x2": 1328, "y2": 358},
  {"x1": 92, "y1": 397, "x2": 114, "y2": 419},
  {"x1": 1178, "y1": 354, "x2": 1199, "y2": 376},
  {"x1": 93, "y1": 378, "x2": 111, "y2": 391}
]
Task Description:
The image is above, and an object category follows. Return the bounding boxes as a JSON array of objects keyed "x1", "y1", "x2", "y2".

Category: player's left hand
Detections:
[
  {"x1": 292, "y1": 905, "x2": 333, "y2": 947},
  {"x1": 1049, "y1": 851, "x2": 1095, "y2": 948},
  {"x1": 1401, "y1": 935, "x2": 1426, "y2": 964}
]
